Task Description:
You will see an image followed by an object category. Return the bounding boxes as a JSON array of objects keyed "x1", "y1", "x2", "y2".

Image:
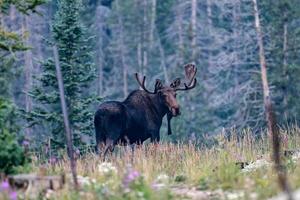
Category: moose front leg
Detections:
[
  {"x1": 167, "y1": 112, "x2": 173, "y2": 135},
  {"x1": 150, "y1": 130, "x2": 160, "y2": 143}
]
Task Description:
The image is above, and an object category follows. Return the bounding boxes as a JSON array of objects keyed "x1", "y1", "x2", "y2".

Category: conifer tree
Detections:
[
  {"x1": 0, "y1": 0, "x2": 44, "y2": 173},
  {"x1": 29, "y1": 0, "x2": 97, "y2": 154}
]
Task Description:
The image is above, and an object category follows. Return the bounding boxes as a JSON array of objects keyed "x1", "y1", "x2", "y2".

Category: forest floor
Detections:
[{"x1": 4, "y1": 127, "x2": 300, "y2": 200}]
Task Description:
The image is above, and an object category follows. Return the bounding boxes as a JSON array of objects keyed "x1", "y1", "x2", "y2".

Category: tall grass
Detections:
[{"x1": 15, "y1": 126, "x2": 300, "y2": 199}]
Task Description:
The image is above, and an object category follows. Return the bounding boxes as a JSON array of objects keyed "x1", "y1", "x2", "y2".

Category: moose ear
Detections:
[
  {"x1": 170, "y1": 78, "x2": 181, "y2": 88},
  {"x1": 154, "y1": 79, "x2": 163, "y2": 93}
]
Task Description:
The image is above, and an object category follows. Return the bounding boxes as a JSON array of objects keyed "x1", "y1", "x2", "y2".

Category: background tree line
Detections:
[{"x1": 1, "y1": 0, "x2": 299, "y2": 156}]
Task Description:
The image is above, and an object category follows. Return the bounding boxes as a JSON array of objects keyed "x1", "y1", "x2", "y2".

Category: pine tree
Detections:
[
  {"x1": 0, "y1": 0, "x2": 44, "y2": 173},
  {"x1": 28, "y1": 0, "x2": 97, "y2": 154}
]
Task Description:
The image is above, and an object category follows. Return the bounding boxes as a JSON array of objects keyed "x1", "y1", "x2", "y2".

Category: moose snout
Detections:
[{"x1": 171, "y1": 107, "x2": 181, "y2": 116}]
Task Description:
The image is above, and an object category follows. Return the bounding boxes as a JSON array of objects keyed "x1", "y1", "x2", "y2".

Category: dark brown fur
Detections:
[{"x1": 94, "y1": 64, "x2": 197, "y2": 158}]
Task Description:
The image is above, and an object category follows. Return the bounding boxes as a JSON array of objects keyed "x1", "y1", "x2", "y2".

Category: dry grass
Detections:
[{"x1": 16, "y1": 126, "x2": 300, "y2": 199}]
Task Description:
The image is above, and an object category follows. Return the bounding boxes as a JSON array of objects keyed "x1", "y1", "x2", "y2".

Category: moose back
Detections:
[{"x1": 94, "y1": 64, "x2": 197, "y2": 157}]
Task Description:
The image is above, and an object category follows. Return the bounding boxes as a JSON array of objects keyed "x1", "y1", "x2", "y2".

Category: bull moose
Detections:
[{"x1": 94, "y1": 64, "x2": 197, "y2": 158}]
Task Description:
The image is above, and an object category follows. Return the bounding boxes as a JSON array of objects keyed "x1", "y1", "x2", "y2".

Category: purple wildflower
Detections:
[
  {"x1": 9, "y1": 191, "x2": 17, "y2": 200},
  {"x1": 123, "y1": 169, "x2": 140, "y2": 188},
  {"x1": 0, "y1": 180, "x2": 10, "y2": 191},
  {"x1": 22, "y1": 140, "x2": 30, "y2": 146},
  {"x1": 75, "y1": 148, "x2": 80, "y2": 155},
  {"x1": 49, "y1": 156, "x2": 58, "y2": 165}
]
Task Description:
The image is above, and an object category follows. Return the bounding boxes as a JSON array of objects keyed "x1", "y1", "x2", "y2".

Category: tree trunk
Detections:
[
  {"x1": 157, "y1": 29, "x2": 169, "y2": 83},
  {"x1": 232, "y1": 0, "x2": 241, "y2": 95},
  {"x1": 137, "y1": 43, "x2": 142, "y2": 74},
  {"x1": 176, "y1": 2, "x2": 184, "y2": 66},
  {"x1": 135, "y1": 0, "x2": 142, "y2": 74},
  {"x1": 98, "y1": 53, "x2": 103, "y2": 96},
  {"x1": 150, "y1": 0, "x2": 156, "y2": 48},
  {"x1": 53, "y1": 46, "x2": 78, "y2": 189},
  {"x1": 283, "y1": 20, "x2": 288, "y2": 119},
  {"x1": 252, "y1": 0, "x2": 292, "y2": 199},
  {"x1": 22, "y1": 16, "x2": 33, "y2": 137},
  {"x1": 142, "y1": 0, "x2": 148, "y2": 75},
  {"x1": 116, "y1": 0, "x2": 128, "y2": 97},
  {"x1": 206, "y1": 0, "x2": 212, "y2": 68},
  {"x1": 0, "y1": 12, "x2": 4, "y2": 26},
  {"x1": 143, "y1": 50, "x2": 147, "y2": 76},
  {"x1": 9, "y1": 6, "x2": 16, "y2": 30},
  {"x1": 191, "y1": 0, "x2": 197, "y2": 63},
  {"x1": 95, "y1": 6, "x2": 104, "y2": 96}
]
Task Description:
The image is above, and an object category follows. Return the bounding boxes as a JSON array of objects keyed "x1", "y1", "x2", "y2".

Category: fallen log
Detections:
[{"x1": 8, "y1": 173, "x2": 65, "y2": 191}]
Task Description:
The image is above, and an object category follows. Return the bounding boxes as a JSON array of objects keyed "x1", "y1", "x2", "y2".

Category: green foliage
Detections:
[
  {"x1": 28, "y1": 0, "x2": 98, "y2": 154},
  {"x1": 1, "y1": 0, "x2": 45, "y2": 14},
  {"x1": 174, "y1": 174, "x2": 187, "y2": 183},
  {"x1": 0, "y1": 55, "x2": 16, "y2": 98},
  {"x1": 0, "y1": 98, "x2": 27, "y2": 174},
  {"x1": 0, "y1": 97, "x2": 19, "y2": 133},
  {"x1": 0, "y1": 29, "x2": 29, "y2": 51},
  {"x1": 0, "y1": 131, "x2": 27, "y2": 174},
  {"x1": 199, "y1": 151, "x2": 242, "y2": 190},
  {"x1": 84, "y1": 175, "x2": 173, "y2": 200},
  {"x1": 0, "y1": 0, "x2": 45, "y2": 99},
  {"x1": 0, "y1": 0, "x2": 45, "y2": 51},
  {"x1": 198, "y1": 177, "x2": 209, "y2": 190}
]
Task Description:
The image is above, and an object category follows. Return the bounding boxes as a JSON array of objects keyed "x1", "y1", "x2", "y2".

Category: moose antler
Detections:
[
  {"x1": 175, "y1": 64, "x2": 197, "y2": 91},
  {"x1": 135, "y1": 73, "x2": 155, "y2": 94}
]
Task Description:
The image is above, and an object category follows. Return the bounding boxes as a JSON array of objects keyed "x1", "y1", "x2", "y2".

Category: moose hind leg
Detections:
[
  {"x1": 150, "y1": 132, "x2": 160, "y2": 143},
  {"x1": 95, "y1": 142, "x2": 106, "y2": 155},
  {"x1": 103, "y1": 138, "x2": 115, "y2": 161}
]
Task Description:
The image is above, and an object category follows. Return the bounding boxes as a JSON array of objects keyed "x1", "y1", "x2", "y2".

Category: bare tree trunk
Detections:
[
  {"x1": 137, "y1": 43, "x2": 142, "y2": 73},
  {"x1": 155, "y1": 27, "x2": 169, "y2": 83},
  {"x1": 9, "y1": 7, "x2": 16, "y2": 30},
  {"x1": 283, "y1": 20, "x2": 288, "y2": 119},
  {"x1": 176, "y1": 2, "x2": 184, "y2": 66},
  {"x1": 252, "y1": 0, "x2": 292, "y2": 199},
  {"x1": 191, "y1": 0, "x2": 197, "y2": 63},
  {"x1": 96, "y1": 8, "x2": 103, "y2": 96},
  {"x1": 22, "y1": 16, "x2": 33, "y2": 137},
  {"x1": 204, "y1": 0, "x2": 212, "y2": 101},
  {"x1": 0, "y1": 12, "x2": 4, "y2": 26},
  {"x1": 142, "y1": 0, "x2": 148, "y2": 75},
  {"x1": 97, "y1": 53, "x2": 104, "y2": 96},
  {"x1": 206, "y1": 0, "x2": 212, "y2": 68},
  {"x1": 232, "y1": 1, "x2": 241, "y2": 95},
  {"x1": 116, "y1": 0, "x2": 128, "y2": 97},
  {"x1": 53, "y1": 46, "x2": 78, "y2": 189},
  {"x1": 143, "y1": 50, "x2": 147, "y2": 76},
  {"x1": 150, "y1": 0, "x2": 156, "y2": 48},
  {"x1": 135, "y1": 0, "x2": 142, "y2": 74}
]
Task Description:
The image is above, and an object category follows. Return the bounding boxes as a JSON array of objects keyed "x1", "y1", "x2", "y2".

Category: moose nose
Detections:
[{"x1": 171, "y1": 107, "x2": 181, "y2": 116}]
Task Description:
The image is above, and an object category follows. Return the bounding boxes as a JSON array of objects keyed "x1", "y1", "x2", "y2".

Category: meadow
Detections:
[
  {"x1": 1, "y1": 0, "x2": 300, "y2": 199},
  {"x1": 2, "y1": 126, "x2": 300, "y2": 200}
]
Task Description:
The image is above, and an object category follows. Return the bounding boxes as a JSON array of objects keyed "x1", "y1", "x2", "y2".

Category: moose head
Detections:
[{"x1": 135, "y1": 64, "x2": 197, "y2": 117}]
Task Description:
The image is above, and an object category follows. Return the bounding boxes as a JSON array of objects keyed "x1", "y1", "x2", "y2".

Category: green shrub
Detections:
[
  {"x1": 0, "y1": 98, "x2": 27, "y2": 174},
  {"x1": 174, "y1": 174, "x2": 187, "y2": 183}
]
